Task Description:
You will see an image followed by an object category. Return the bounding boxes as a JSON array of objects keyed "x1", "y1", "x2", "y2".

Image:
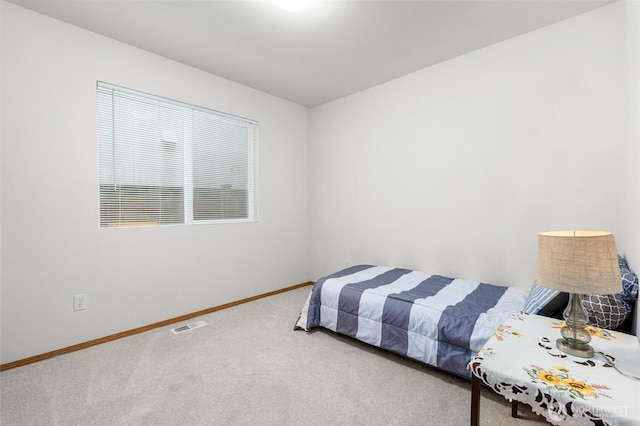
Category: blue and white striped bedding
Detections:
[{"x1": 295, "y1": 265, "x2": 527, "y2": 378}]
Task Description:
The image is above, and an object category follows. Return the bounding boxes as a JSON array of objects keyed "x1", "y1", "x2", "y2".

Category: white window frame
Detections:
[{"x1": 97, "y1": 81, "x2": 258, "y2": 228}]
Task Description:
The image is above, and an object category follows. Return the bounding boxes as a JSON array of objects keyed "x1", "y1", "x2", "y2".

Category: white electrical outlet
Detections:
[{"x1": 73, "y1": 294, "x2": 87, "y2": 311}]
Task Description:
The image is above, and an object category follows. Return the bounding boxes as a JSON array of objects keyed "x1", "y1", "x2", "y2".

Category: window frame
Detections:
[{"x1": 97, "y1": 81, "x2": 258, "y2": 228}]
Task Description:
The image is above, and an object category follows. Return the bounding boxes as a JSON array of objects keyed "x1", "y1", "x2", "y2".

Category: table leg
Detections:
[
  {"x1": 471, "y1": 374, "x2": 480, "y2": 426},
  {"x1": 512, "y1": 400, "x2": 518, "y2": 418}
]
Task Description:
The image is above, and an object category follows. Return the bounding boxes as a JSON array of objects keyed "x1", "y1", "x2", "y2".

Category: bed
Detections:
[{"x1": 294, "y1": 264, "x2": 527, "y2": 379}]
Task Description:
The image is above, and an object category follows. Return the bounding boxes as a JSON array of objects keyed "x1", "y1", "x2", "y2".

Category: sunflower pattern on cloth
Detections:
[
  {"x1": 523, "y1": 365, "x2": 612, "y2": 400},
  {"x1": 469, "y1": 312, "x2": 640, "y2": 426}
]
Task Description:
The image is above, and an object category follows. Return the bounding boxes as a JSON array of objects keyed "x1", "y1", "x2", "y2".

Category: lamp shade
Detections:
[{"x1": 537, "y1": 230, "x2": 621, "y2": 295}]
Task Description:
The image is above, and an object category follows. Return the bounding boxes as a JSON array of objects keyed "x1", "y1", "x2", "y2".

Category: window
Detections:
[{"x1": 97, "y1": 82, "x2": 257, "y2": 227}]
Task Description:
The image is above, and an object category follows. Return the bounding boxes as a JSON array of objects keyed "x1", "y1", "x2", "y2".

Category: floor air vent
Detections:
[{"x1": 171, "y1": 320, "x2": 207, "y2": 334}]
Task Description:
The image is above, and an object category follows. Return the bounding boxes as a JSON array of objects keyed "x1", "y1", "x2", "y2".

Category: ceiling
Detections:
[{"x1": 8, "y1": 0, "x2": 612, "y2": 107}]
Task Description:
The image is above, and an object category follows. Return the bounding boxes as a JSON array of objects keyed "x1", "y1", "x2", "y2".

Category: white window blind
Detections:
[{"x1": 97, "y1": 82, "x2": 257, "y2": 227}]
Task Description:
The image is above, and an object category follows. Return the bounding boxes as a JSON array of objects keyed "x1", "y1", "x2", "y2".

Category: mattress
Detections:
[{"x1": 295, "y1": 265, "x2": 527, "y2": 378}]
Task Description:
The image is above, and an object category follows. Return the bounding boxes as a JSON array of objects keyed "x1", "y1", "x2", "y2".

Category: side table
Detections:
[{"x1": 469, "y1": 312, "x2": 640, "y2": 425}]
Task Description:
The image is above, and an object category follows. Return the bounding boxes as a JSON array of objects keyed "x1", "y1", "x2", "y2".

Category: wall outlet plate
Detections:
[{"x1": 73, "y1": 294, "x2": 87, "y2": 311}]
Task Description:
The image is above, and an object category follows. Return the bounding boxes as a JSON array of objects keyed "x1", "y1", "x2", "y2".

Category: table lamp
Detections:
[{"x1": 537, "y1": 230, "x2": 621, "y2": 358}]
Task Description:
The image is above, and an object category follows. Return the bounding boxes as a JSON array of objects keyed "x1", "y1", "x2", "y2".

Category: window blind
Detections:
[{"x1": 97, "y1": 82, "x2": 257, "y2": 227}]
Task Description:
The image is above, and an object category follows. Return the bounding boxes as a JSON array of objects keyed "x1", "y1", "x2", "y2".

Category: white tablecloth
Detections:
[{"x1": 469, "y1": 312, "x2": 640, "y2": 425}]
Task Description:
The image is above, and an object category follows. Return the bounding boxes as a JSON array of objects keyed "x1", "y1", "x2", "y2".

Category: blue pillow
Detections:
[
  {"x1": 582, "y1": 293, "x2": 628, "y2": 329},
  {"x1": 524, "y1": 282, "x2": 558, "y2": 313},
  {"x1": 582, "y1": 255, "x2": 639, "y2": 329},
  {"x1": 524, "y1": 282, "x2": 568, "y2": 319},
  {"x1": 619, "y1": 255, "x2": 639, "y2": 311}
]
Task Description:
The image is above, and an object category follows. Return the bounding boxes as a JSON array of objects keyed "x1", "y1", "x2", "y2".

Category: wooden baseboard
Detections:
[{"x1": 0, "y1": 281, "x2": 313, "y2": 371}]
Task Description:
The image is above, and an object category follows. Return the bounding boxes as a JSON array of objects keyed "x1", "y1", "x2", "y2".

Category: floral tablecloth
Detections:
[{"x1": 469, "y1": 312, "x2": 640, "y2": 425}]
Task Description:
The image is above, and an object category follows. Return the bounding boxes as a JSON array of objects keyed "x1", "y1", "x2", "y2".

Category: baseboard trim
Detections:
[{"x1": 0, "y1": 281, "x2": 313, "y2": 371}]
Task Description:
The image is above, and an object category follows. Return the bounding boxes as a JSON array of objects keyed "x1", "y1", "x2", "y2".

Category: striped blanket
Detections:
[{"x1": 295, "y1": 265, "x2": 527, "y2": 378}]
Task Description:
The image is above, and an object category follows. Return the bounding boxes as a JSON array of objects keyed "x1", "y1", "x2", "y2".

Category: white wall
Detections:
[
  {"x1": 0, "y1": 2, "x2": 4, "y2": 348},
  {"x1": 618, "y1": 0, "x2": 640, "y2": 334},
  {"x1": 2, "y1": 1, "x2": 638, "y2": 365},
  {"x1": 310, "y1": 2, "x2": 632, "y2": 290},
  {"x1": 620, "y1": 2, "x2": 640, "y2": 263},
  {"x1": 0, "y1": 2, "x2": 310, "y2": 364}
]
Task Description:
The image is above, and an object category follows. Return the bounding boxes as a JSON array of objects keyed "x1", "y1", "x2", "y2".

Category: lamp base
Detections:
[{"x1": 556, "y1": 338, "x2": 594, "y2": 358}]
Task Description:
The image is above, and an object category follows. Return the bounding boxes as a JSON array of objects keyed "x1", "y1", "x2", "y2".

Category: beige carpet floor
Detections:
[{"x1": 1, "y1": 286, "x2": 547, "y2": 425}]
